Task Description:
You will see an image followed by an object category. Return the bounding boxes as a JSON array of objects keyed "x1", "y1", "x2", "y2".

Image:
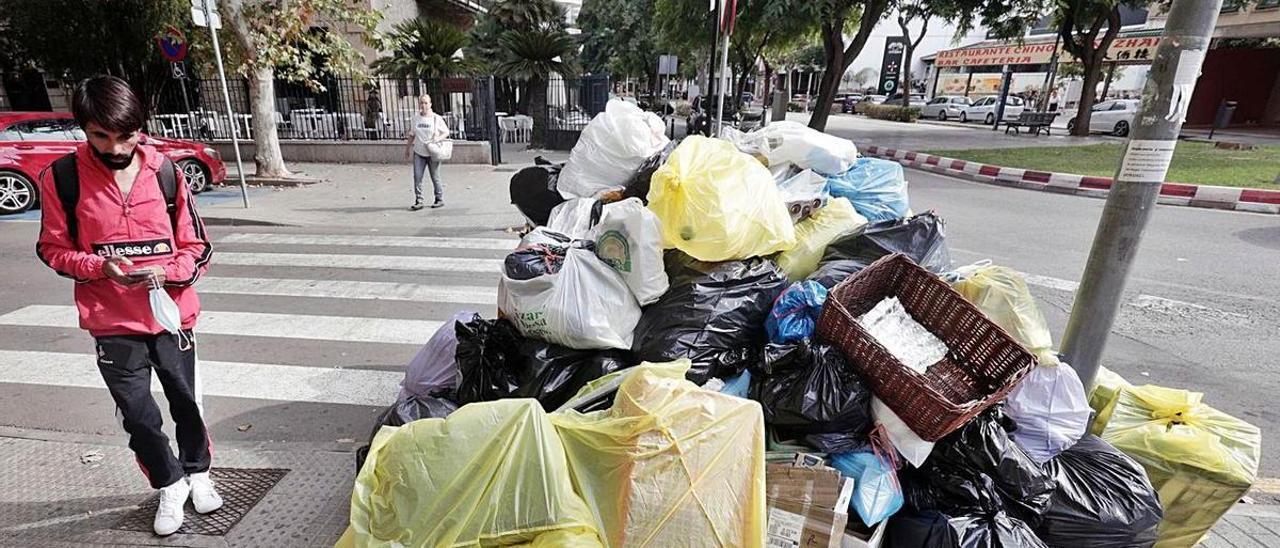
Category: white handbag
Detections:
[{"x1": 426, "y1": 140, "x2": 453, "y2": 160}]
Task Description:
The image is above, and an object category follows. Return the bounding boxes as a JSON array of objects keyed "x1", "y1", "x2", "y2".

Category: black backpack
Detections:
[{"x1": 50, "y1": 153, "x2": 180, "y2": 244}]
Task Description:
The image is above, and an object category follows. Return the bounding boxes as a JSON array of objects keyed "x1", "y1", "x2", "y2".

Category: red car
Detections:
[{"x1": 0, "y1": 112, "x2": 226, "y2": 215}]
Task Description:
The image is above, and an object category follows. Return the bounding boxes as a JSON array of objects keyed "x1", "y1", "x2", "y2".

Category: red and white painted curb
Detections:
[{"x1": 862, "y1": 145, "x2": 1280, "y2": 215}]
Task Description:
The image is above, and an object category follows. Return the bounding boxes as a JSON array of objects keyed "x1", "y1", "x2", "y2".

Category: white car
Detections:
[
  {"x1": 1067, "y1": 99, "x2": 1139, "y2": 136},
  {"x1": 959, "y1": 96, "x2": 1026, "y2": 124},
  {"x1": 920, "y1": 96, "x2": 973, "y2": 121}
]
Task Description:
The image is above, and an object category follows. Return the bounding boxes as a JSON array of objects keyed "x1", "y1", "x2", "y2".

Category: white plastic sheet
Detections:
[
  {"x1": 857, "y1": 297, "x2": 948, "y2": 374},
  {"x1": 558, "y1": 100, "x2": 670, "y2": 199},
  {"x1": 1006, "y1": 363, "x2": 1091, "y2": 463},
  {"x1": 725, "y1": 121, "x2": 859, "y2": 176},
  {"x1": 499, "y1": 247, "x2": 641, "y2": 350},
  {"x1": 872, "y1": 397, "x2": 934, "y2": 468}
]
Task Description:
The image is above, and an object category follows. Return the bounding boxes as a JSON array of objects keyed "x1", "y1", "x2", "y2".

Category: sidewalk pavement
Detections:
[{"x1": 2, "y1": 425, "x2": 1277, "y2": 547}]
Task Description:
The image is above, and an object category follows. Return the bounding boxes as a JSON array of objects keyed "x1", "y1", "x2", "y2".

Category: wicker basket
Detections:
[{"x1": 816, "y1": 253, "x2": 1036, "y2": 441}]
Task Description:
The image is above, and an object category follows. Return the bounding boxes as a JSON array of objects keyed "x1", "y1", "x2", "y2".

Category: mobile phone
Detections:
[{"x1": 126, "y1": 269, "x2": 155, "y2": 280}]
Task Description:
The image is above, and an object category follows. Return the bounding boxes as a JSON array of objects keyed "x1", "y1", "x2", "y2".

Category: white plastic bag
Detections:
[
  {"x1": 546, "y1": 198, "x2": 669, "y2": 305},
  {"x1": 872, "y1": 397, "x2": 934, "y2": 468},
  {"x1": 752, "y1": 121, "x2": 859, "y2": 176},
  {"x1": 777, "y1": 168, "x2": 830, "y2": 222},
  {"x1": 499, "y1": 247, "x2": 641, "y2": 350},
  {"x1": 558, "y1": 100, "x2": 670, "y2": 199},
  {"x1": 1005, "y1": 363, "x2": 1091, "y2": 463}
]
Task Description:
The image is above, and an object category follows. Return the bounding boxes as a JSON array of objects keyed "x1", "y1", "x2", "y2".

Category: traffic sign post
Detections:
[{"x1": 193, "y1": 0, "x2": 250, "y2": 208}]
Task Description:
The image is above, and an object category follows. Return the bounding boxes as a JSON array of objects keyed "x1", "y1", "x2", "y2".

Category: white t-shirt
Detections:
[{"x1": 411, "y1": 113, "x2": 448, "y2": 158}]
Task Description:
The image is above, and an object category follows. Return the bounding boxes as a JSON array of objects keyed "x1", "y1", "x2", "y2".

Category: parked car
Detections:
[
  {"x1": 853, "y1": 95, "x2": 887, "y2": 114},
  {"x1": 1066, "y1": 99, "x2": 1139, "y2": 136},
  {"x1": 959, "y1": 96, "x2": 1026, "y2": 124},
  {"x1": 0, "y1": 112, "x2": 227, "y2": 215},
  {"x1": 882, "y1": 93, "x2": 927, "y2": 108},
  {"x1": 840, "y1": 93, "x2": 865, "y2": 113},
  {"x1": 920, "y1": 95, "x2": 973, "y2": 121}
]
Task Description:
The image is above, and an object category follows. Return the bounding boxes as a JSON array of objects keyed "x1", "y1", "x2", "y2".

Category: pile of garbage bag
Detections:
[{"x1": 345, "y1": 115, "x2": 1260, "y2": 548}]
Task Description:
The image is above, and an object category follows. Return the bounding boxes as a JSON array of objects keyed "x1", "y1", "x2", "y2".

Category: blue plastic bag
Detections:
[
  {"x1": 719, "y1": 370, "x2": 752, "y2": 398},
  {"x1": 830, "y1": 451, "x2": 904, "y2": 526},
  {"x1": 765, "y1": 281, "x2": 828, "y2": 344},
  {"x1": 825, "y1": 158, "x2": 909, "y2": 222}
]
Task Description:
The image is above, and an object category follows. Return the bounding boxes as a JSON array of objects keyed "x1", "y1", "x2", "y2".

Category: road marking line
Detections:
[
  {"x1": 198, "y1": 276, "x2": 497, "y2": 305},
  {"x1": 1128, "y1": 294, "x2": 1248, "y2": 319},
  {"x1": 0, "y1": 350, "x2": 401, "y2": 407},
  {"x1": 0, "y1": 305, "x2": 437, "y2": 345},
  {"x1": 1022, "y1": 273, "x2": 1080, "y2": 293},
  {"x1": 216, "y1": 252, "x2": 502, "y2": 274},
  {"x1": 220, "y1": 232, "x2": 518, "y2": 251}
]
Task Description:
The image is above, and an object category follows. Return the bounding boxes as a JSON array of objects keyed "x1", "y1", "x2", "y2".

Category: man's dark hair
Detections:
[{"x1": 71, "y1": 76, "x2": 144, "y2": 133}]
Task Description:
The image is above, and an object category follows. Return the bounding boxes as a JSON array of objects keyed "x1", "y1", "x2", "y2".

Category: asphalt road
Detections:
[{"x1": 0, "y1": 163, "x2": 1275, "y2": 478}]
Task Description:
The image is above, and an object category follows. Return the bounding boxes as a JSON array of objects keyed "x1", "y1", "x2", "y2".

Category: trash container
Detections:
[{"x1": 1208, "y1": 100, "x2": 1236, "y2": 139}]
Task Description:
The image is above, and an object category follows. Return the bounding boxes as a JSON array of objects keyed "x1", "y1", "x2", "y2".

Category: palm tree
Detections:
[
  {"x1": 497, "y1": 28, "x2": 576, "y2": 149},
  {"x1": 372, "y1": 19, "x2": 476, "y2": 78}
]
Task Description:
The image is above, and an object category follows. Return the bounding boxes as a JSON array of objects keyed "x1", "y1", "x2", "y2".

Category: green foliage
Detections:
[
  {"x1": 0, "y1": 0, "x2": 192, "y2": 112},
  {"x1": 468, "y1": 0, "x2": 568, "y2": 72},
  {"x1": 861, "y1": 104, "x2": 921, "y2": 122},
  {"x1": 228, "y1": 0, "x2": 382, "y2": 88},
  {"x1": 496, "y1": 29, "x2": 577, "y2": 80},
  {"x1": 372, "y1": 18, "x2": 476, "y2": 78},
  {"x1": 579, "y1": 0, "x2": 658, "y2": 81}
]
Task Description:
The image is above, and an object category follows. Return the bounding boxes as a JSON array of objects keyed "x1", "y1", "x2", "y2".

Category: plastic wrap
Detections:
[
  {"x1": 825, "y1": 157, "x2": 910, "y2": 222},
  {"x1": 341, "y1": 399, "x2": 602, "y2": 547},
  {"x1": 1099, "y1": 385, "x2": 1260, "y2": 548},
  {"x1": 559, "y1": 99, "x2": 670, "y2": 198},
  {"x1": 647, "y1": 135, "x2": 796, "y2": 262},
  {"x1": 752, "y1": 341, "x2": 873, "y2": 439},
  {"x1": 765, "y1": 281, "x2": 828, "y2": 344},
  {"x1": 776, "y1": 197, "x2": 868, "y2": 282},
  {"x1": 857, "y1": 297, "x2": 949, "y2": 374},
  {"x1": 808, "y1": 213, "x2": 951, "y2": 289},
  {"x1": 550, "y1": 361, "x2": 767, "y2": 547},
  {"x1": 632, "y1": 252, "x2": 788, "y2": 384}
]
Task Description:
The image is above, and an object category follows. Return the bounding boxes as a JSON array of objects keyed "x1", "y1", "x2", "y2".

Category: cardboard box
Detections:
[{"x1": 766, "y1": 464, "x2": 856, "y2": 548}]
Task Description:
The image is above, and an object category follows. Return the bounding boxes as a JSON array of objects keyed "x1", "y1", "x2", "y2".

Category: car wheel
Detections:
[
  {"x1": 985, "y1": 113, "x2": 995, "y2": 125},
  {"x1": 1113, "y1": 120, "x2": 1130, "y2": 137},
  {"x1": 1066, "y1": 118, "x2": 1077, "y2": 133},
  {"x1": 0, "y1": 170, "x2": 37, "y2": 215},
  {"x1": 177, "y1": 159, "x2": 210, "y2": 194},
  {"x1": 938, "y1": 111, "x2": 948, "y2": 121},
  {"x1": 959, "y1": 112, "x2": 968, "y2": 123}
]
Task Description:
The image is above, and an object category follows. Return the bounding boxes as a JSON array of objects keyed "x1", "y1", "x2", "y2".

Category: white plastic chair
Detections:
[
  {"x1": 498, "y1": 117, "x2": 521, "y2": 143},
  {"x1": 514, "y1": 115, "x2": 533, "y2": 142}
]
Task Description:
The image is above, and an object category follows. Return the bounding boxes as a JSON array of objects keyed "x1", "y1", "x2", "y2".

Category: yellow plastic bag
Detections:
[
  {"x1": 951, "y1": 263, "x2": 1059, "y2": 365},
  {"x1": 550, "y1": 360, "x2": 768, "y2": 547},
  {"x1": 1087, "y1": 366, "x2": 1132, "y2": 435},
  {"x1": 776, "y1": 197, "x2": 867, "y2": 282},
  {"x1": 339, "y1": 399, "x2": 603, "y2": 548},
  {"x1": 1099, "y1": 385, "x2": 1261, "y2": 548},
  {"x1": 647, "y1": 136, "x2": 796, "y2": 261}
]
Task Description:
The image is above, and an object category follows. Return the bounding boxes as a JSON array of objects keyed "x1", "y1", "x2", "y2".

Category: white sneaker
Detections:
[
  {"x1": 154, "y1": 478, "x2": 190, "y2": 536},
  {"x1": 189, "y1": 472, "x2": 224, "y2": 514}
]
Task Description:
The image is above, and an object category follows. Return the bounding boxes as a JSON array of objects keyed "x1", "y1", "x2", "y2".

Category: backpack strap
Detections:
[
  {"x1": 50, "y1": 154, "x2": 81, "y2": 246},
  {"x1": 157, "y1": 157, "x2": 179, "y2": 231}
]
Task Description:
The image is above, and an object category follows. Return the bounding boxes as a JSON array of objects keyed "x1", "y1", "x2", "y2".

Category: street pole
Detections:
[
  {"x1": 202, "y1": 0, "x2": 250, "y2": 208},
  {"x1": 1040, "y1": 33, "x2": 1062, "y2": 111},
  {"x1": 715, "y1": 32, "x2": 730, "y2": 133},
  {"x1": 176, "y1": 65, "x2": 195, "y2": 139},
  {"x1": 1060, "y1": 0, "x2": 1222, "y2": 388}
]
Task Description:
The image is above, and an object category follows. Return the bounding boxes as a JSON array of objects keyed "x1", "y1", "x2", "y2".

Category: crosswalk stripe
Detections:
[
  {"x1": 0, "y1": 305, "x2": 437, "y2": 345},
  {"x1": 0, "y1": 350, "x2": 400, "y2": 407},
  {"x1": 220, "y1": 232, "x2": 518, "y2": 251},
  {"x1": 198, "y1": 276, "x2": 498, "y2": 305},
  {"x1": 216, "y1": 252, "x2": 503, "y2": 274}
]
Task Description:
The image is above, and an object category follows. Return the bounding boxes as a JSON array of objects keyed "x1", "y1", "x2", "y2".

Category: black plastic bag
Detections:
[
  {"x1": 803, "y1": 431, "x2": 872, "y2": 454},
  {"x1": 623, "y1": 140, "x2": 678, "y2": 204},
  {"x1": 891, "y1": 486, "x2": 1048, "y2": 548},
  {"x1": 751, "y1": 341, "x2": 873, "y2": 439},
  {"x1": 454, "y1": 316, "x2": 635, "y2": 410},
  {"x1": 808, "y1": 212, "x2": 952, "y2": 288},
  {"x1": 510, "y1": 159, "x2": 567, "y2": 226},
  {"x1": 631, "y1": 251, "x2": 789, "y2": 384},
  {"x1": 886, "y1": 509, "x2": 960, "y2": 548},
  {"x1": 357, "y1": 394, "x2": 458, "y2": 471},
  {"x1": 926, "y1": 407, "x2": 1057, "y2": 520},
  {"x1": 1033, "y1": 435, "x2": 1162, "y2": 548}
]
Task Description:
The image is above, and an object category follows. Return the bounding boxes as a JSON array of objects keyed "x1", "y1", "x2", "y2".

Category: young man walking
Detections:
[{"x1": 35, "y1": 76, "x2": 219, "y2": 536}]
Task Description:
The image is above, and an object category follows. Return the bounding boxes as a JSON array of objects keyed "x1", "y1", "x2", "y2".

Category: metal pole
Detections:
[
  {"x1": 993, "y1": 65, "x2": 1011, "y2": 131},
  {"x1": 1060, "y1": 0, "x2": 1222, "y2": 388},
  {"x1": 1041, "y1": 33, "x2": 1062, "y2": 111},
  {"x1": 201, "y1": 0, "x2": 250, "y2": 208},
  {"x1": 715, "y1": 31, "x2": 730, "y2": 134},
  {"x1": 177, "y1": 67, "x2": 195, "y2": 139}
]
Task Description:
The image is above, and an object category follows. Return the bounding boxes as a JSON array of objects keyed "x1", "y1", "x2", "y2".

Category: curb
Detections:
[{"x1": 862, "y1": 145, "x2": 1280, "y2": 215}]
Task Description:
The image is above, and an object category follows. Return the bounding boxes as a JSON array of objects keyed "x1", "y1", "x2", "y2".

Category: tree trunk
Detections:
[
  {"x1": 223, "y1": 0, "x2": 289, "y2": 177},
  {"x1": 528, "y1": 74, "x2": 548, "y2": 149},
  {"x1": 246, "y1": 66, "x2": 290, "y2": 177},
  {"x1": 1072, "y1": 55, "x2": 1103, "y2": 136},
  {"x1": 900, "y1": 45, "x2": 915, "y2": 105},
  {"x1": 762, "y1": 62, "x2": 773, "y2": 110},
  {"x1": 1099, "y1": 62, "x2": 1116, "y2": 102}
]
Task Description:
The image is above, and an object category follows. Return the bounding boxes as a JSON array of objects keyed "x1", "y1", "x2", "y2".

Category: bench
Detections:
[{"x1": 1005, "y1": 111, "x2": 1058, "y2": 136}]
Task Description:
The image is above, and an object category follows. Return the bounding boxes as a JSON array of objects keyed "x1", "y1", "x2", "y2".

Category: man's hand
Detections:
[
  {"x1": 102, "y1": 256, "x2": 138, "y2": 285},
  {"x1": 139, "y1": 265, "x2": 166, "y2": 286}
]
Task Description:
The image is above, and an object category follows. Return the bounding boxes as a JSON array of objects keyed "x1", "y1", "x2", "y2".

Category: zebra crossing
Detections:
[{"x1": 0, "y1": 230, "x2": 517, "y2": 409}]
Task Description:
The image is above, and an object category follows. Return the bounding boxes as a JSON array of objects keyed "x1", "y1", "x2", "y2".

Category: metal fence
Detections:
[
  {"x1": 150, "y1": 76, "x2": 496, "y2": 145},
  {"x1": 544, "y1": 75, "x2": 610, "y2": 150}
]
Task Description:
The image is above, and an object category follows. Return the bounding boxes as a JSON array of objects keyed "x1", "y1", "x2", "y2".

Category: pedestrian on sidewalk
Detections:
[
  {"x1": 405, "y1": 94, "x2": 449, "y2": 211},
  {"x1": 34, "y1": 76, "x2": 220, "y2": 537}
]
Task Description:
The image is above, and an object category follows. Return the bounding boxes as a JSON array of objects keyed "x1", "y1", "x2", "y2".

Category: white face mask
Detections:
[{"x1": 148, "y1": 277, "x2": 191, "y2": 351}]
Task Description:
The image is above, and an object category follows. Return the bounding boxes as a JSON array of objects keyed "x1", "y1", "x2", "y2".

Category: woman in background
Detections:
[{"x1": 404, "y1": 94, "x2": 449, "y2": 210}]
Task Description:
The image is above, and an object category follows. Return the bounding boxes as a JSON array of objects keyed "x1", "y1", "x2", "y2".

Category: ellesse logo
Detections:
[{"x1": 92, "y1": 238, "x2": 175, "y2": 258}]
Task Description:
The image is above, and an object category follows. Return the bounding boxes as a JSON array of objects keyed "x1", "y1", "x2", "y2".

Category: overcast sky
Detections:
[{"x1": 847, "y1": 13, "x2": 993, "y2": 77}]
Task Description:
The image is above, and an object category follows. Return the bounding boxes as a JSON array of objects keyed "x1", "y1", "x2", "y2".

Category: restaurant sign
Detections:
[{"x1": 936, "y1": 36, "x2": 1160, "y2": 67}]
